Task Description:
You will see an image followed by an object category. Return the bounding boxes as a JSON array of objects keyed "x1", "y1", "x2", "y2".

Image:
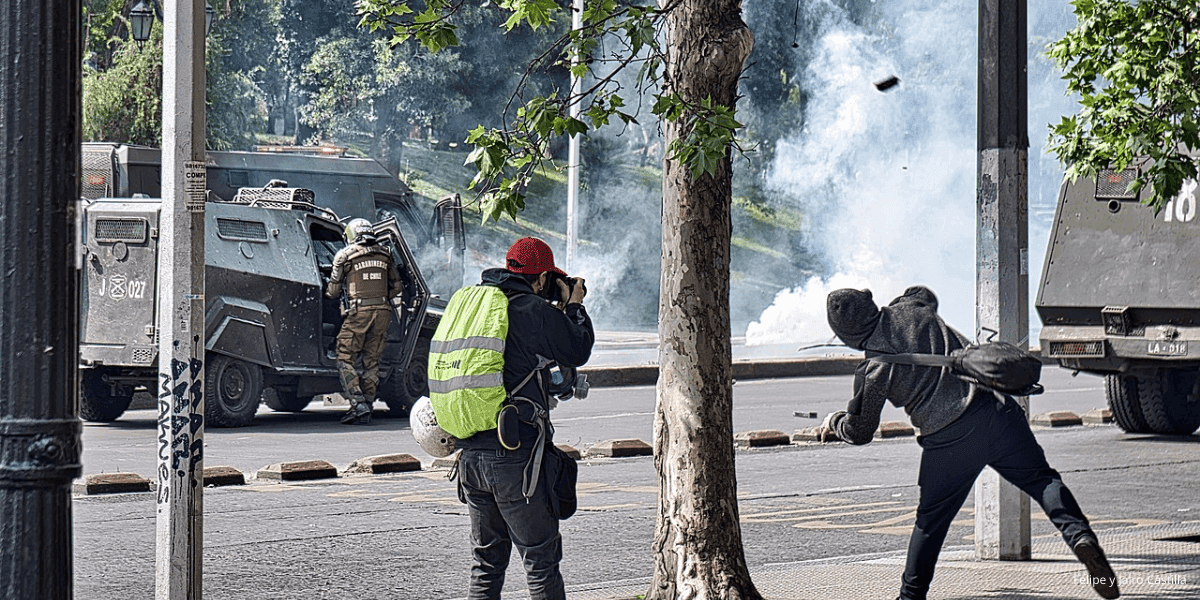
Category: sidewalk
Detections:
[
  {"x1": 558, "y1": 521, "x2": 1200, "y2": 600},
  {"x1": 585, "y1": 331, "x2": 862, "y2": 387}
]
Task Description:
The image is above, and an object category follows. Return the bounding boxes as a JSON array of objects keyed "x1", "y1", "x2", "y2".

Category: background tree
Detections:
[
  {"x1": 83, "y1": 19, "x2": 164, "y2": 146},
  {"x1": 1047, "y1": 0, "x2": 1200, "y2": 213},
  {"x1": 82, "y1": 0, "x2": 277, "y2": 149},
  {"x1": 358, "y1": 0, "x2": 759, "y2": 597}
]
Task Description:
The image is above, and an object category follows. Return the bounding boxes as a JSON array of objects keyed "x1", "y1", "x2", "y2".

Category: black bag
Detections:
[
  {"x1": 541, "y1": 443, "x2": 578, "y2": 520},
  {"x1": 870, "y1": 341, "x2": 1043, "y2": 396}
]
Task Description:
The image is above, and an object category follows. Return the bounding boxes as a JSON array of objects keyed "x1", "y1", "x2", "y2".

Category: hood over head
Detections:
[{"x1": 826, "y1": 288, "x2": 881, "y2": 350}]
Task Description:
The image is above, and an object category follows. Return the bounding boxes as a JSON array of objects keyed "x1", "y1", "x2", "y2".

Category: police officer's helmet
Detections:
[{"x1": 345, "y1": 218, "x2": 376, "y2": 244}]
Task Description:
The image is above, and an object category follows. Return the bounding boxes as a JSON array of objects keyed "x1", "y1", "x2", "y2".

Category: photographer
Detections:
[{"x1": 453, "y1": 236, "x2": 593, "y2": 600}]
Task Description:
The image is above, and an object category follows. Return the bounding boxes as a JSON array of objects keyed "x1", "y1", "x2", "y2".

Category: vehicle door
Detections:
[{"x1": 373, "y1": 218, "x2": 431, "y2": 371}]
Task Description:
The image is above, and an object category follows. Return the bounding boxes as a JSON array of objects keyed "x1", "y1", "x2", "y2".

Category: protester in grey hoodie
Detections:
[
  {"x1": 818, "y1": 285, "x2": 1120, "y2": 600},
  {"x1": 821, "y1": 285, "x2": 974, "y2": 442}
]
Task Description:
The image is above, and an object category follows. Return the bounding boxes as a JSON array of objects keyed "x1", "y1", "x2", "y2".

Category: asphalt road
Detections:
[
  {"x1": 73, "y1": 367, "x2": 1200, "y2": 599},
  {"x1": 80, "y1": 367, "x2": 1112, "y2": 478}
]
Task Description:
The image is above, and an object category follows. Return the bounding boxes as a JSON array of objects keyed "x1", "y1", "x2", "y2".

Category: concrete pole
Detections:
[
  {"x1": 155, "y1": 0, "x2": 207, "y2": 598},
  {"x1": 975, "y1": 0, "x2": 1031, "y2": 561},
  {"x1": 564, "y1": 0, "x2": 583, "y2": 272},
  {"x1": 0, "y1": 1, "x2": 84, "y2": 598}
]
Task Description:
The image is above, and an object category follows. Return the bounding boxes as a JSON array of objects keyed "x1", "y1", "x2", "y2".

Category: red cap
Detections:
[{"x1": 505, "y1": 237, "x2": 565, "y2": 275}]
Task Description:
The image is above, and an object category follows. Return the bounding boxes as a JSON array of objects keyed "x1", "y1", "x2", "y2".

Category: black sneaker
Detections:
[{"x1": 1073, "y1": 538, "x2": 1120, "y2": 599}]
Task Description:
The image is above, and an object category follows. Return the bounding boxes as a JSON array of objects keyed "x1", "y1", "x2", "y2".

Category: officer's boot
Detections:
[{"x1": 340, "y1": 394, "x2": 372, "y2": 424}]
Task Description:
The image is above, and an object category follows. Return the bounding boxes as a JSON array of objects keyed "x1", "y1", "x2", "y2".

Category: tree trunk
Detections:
[{"x1": 647, "y1": 1, "x2": 756, "y2": 599}]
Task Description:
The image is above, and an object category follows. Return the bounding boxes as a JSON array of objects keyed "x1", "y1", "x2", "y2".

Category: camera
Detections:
[
  {"x1": 539, "y1": 272, "x2": 585, "y2": 302},
  {"x1": 548, "y1": 365, "x2": 589, "y2": 401}
]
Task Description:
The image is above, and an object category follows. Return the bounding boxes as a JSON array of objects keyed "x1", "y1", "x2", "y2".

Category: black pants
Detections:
[
  {"x1": 458, "y1": 446, "x2": 565, "y2": 600},
  {"x1": 899, "y1": 395, "x2": 1096, "y2": 600}
]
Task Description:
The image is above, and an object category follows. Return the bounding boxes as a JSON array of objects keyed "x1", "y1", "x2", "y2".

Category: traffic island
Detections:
[
  {"x1": 588, "y1": 439, "x2": 653, "y2": 458},
  {"x1": 734, "y1": 429, "x2": 791, "y2": 448},
  {"x1": 73, "y1": 472, "x2": 152, "y2": 495},
  {"x1": 556, "y1": 444, "x2": 582, "y2": 460},
  {"x1": 1031, "y1": 411, "x2": 1084, "y2": 428},
  {"x1": 345, "y1": 454, "x2": 422, "y2": 475},
  {"x1": 203, "y1": 466, "x2": 246, "y2": 487},
  {"x1": 256, "y1": 460, "x2": 339, "y2": 482}
]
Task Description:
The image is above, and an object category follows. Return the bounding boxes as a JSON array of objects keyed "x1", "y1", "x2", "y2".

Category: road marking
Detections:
[{"x1": 742, "y1": 500, "x2": 903, "y2": 522}]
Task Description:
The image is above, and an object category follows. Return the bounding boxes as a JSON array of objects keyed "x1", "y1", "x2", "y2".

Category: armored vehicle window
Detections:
[
  {"x1": 216, "y1": 218, "x2": 269, "y2": 242},
  {"x1": 1096, "y1": 168, "x2": 1138, "y2": 200},
  {"x1": 375, "y1": 192, "x2": 431, "y2": 246},
  {"x1": 227, "y1": 170, "x2": 249, "y2": 188},
  {"x1": 94, "y1": 217, "x2": 148, "y2": 243},
  {"x1": 310, "y1": 223, "x2": 344, "y2": 270}
]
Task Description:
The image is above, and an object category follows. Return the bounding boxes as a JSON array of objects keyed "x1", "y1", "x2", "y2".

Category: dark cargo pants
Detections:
[
  {"x1": 457, "y1": 446, "x2": 565, "y2": 600},
  {"x1": 335, "y1": 306, "x2": 391, "y2": 401},
  {"x1": 899, "y1": 395, "x2": 1097, "y2": 600}
]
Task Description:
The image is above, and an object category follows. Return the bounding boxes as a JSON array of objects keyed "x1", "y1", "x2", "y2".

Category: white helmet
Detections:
[
  {"x1": 411, "y1": 397, "x2": 457, "y2": 458},
  {"x1": 345, "y1": 218, "x2": 375, "y2": 243}
]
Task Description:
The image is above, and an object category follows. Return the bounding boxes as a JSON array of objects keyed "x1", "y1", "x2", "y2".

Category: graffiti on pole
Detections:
[{"x1": 156, "y1": 356, "x2": 204, "y2": 504}]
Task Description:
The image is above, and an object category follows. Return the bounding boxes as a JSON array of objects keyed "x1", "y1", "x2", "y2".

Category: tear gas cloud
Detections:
[{"x1": 747, "y1": 0, "x2": 1078, "y2": 348}]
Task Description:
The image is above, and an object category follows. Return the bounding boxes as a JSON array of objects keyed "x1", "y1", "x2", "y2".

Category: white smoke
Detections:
[{"x1": 748, "y1": 0, "x2": 1077, "y2": 347}]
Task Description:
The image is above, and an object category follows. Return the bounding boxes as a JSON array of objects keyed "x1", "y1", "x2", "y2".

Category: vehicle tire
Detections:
[
  {"x1": 79, "y1": 368, "x2": 134, "y2": 422},
  {"x1": 1139, "y1": 369, "x2": 1200, "y2": 435},
  {"x1": 205, "y1": 354, "x2": 263, "y2": 428},
  {"x1": 380, "y1": 347, "x2": 429, "y2": 417},
  {"x1": 263, "y1": 387, "x2": 313, "y2": 412},
  {"x1": 1106, "y1": 374, "x2": 1152, "y2": 434}
]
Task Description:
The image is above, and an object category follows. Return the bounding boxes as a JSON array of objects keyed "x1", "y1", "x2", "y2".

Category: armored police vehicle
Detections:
[
  {"x1": 78, "y1": 186, "x2": 438, "y2": 427},
  {"x1": 1036, "y1": 161, "x2": 1200, "y2": 435},
  {"x1": 80, "y1": 142, "x2": 466, "y2": 299}
]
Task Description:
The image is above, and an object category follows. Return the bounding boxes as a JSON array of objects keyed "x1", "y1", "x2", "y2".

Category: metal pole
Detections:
[
  {"x1": 155, "y1": 0, "x2": 207, "y2": 597},
  {"x1": 565, "y1": 0, "x2": 583, "y2": 271},
  {"x1": 0, "y1": 1, "x2": 84, "y2": 598},
  {"x1": 975, "y1": 0, "x2": 1030, "y2": 561}
]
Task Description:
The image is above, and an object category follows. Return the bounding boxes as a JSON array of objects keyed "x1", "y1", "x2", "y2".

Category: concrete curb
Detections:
[
  {"x1": 345, "y1": 453, "x2": 422, "y2": 475},
  {"x1": 73, "y1": 472, "x2": 152, "y2": 495},
  {"x1": 203, "y1": 466, "x2": 246, "y2": 487},
  {"x1": 257, "y1": 460, "x2": 339, "y2": 482},
  {"x1": 582, "y1": 356, "x2": 862, "y2": 388},
  {"x1": 734, "y1": 430, "x2": 791, "y2": 448},
  {"x1": 587, "y1": 439, "x2": 653, "y2": 458},
  {"x1": 1032, "y1": 411, "x2": 1085, "y2": 428}
]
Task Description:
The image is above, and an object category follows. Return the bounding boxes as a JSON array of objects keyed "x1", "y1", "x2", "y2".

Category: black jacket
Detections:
[{"x1": 456, "y1": 268, "x2": 594, "y2": 449}]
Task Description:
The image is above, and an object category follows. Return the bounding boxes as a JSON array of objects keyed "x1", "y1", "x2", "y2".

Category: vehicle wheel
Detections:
[
  {"x1": 380, "y1": 347, "x2": 428, "y2": 417},
  {"x1": 1140, "y1": 369, "x2": 1200, "y2": 435},
  {"x1": 79, "y1": 369, "x2": 134, "y2": 422},
  {"x1": 205, "y1": 354, "x2": 263, "y2": 428},
  {"x1": 263, "y1": 387, "x2": 313, "y2": 412},
  {"x1": 1106, "y1": 374, "x2": 1152, "y2": 434}
]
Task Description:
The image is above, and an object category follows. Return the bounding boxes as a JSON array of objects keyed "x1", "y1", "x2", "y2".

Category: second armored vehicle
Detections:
[
  {"x1": 78, "y1": 186, "x2": 439, "y2": 426},
  {"x1": 1037, "y1": 162, "x2": 1200, "y2": 435}
]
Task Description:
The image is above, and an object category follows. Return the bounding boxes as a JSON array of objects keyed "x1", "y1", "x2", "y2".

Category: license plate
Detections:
[{"x1": 1148, "y1": 341, "x2": 1188, "y2": 356}]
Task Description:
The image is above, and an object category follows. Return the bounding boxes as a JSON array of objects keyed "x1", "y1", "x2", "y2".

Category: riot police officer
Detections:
[{"x1": 325, "y1": 218, "x2": 402, "y2": 425}]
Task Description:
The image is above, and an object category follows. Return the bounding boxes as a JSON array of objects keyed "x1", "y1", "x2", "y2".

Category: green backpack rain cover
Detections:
[{"x1": 427, "y1": 285, "x2": 510, "y2": 439}]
